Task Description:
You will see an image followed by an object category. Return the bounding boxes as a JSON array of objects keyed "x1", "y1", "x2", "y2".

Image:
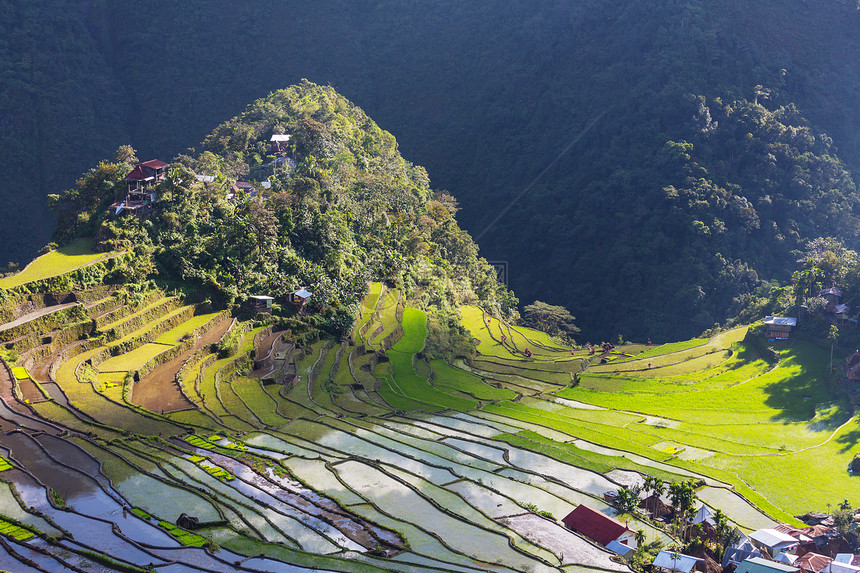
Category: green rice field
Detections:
[{"x1": 0, "y1": 237, "x2": 119, "y2": 289}]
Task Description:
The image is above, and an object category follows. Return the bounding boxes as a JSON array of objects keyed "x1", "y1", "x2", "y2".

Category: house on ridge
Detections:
[
  {"x1": 269, "y1": 133, "x2": 291, "y2": 154},
  {"x1": 249, "y1": 295, "x2": 274, "y2": 314},
  {"x1": 113, "y1": 159, "x2": 168, "y2": 215},
  {"x1": 561, "y1": 504, "x2": 638, "y2": 552},
  {"x1": 288, "y1": 288, "x2": 313, "y2": 308},
  {"x1": 820, "y1": 288, "x2": 843, "y2": 309}
]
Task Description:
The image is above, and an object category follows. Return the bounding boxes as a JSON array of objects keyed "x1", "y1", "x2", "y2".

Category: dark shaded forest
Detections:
[{"x1": 3, "y1": 0, "x2": 860, "y2": 341}]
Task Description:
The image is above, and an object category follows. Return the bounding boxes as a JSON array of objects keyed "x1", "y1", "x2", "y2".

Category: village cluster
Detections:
[{"x1": 563, "y1": 492, "x2": 860, "y2": 573}]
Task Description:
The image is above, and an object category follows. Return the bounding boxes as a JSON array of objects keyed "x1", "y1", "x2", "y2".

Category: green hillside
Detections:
[
  {"x1": 0, "y1": 79, "x2": 854, "y2": 566},
  {"x1": 3, "y1": 1, "x2": 860, "y2": 341}
]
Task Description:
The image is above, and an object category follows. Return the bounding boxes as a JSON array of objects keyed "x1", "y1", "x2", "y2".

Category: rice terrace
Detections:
[{"x1": 0, "y1": 236, "x2": 853, "y2": 573}]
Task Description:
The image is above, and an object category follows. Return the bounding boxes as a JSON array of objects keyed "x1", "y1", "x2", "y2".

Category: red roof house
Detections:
[
  {"x1": 794, "y1": 553, "x2": 832, "y2": 573},
  {"x1": 115, "y1": 159, "x2": 169, "y2": 214},
  {"x1": 562, "y1": 505, "x2": 636, "y2": 547}
]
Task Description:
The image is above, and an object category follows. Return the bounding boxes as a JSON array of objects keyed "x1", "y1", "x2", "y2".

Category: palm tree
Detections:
[{"x1": 829, "y1": 325, "x2": 839, "y2": 373}]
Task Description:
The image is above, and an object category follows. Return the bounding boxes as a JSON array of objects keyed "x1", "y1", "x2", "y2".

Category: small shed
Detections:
[
  {"x1": 288, "y1": 288, "x2": 313, "y2": 307},
  {"x1": 250, "y1": 295, "x2": 274, "y2": 314},
  {"x1": 764, "y1": 316, "x2": 797, "y2": 341},
  {"x1": 270, "y1": 134, "x2": 291, "y2": 153}
]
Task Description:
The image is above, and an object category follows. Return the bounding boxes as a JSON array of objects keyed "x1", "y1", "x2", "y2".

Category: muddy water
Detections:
[
  {"x1": 133, "y1": 316, "x2": 233, "y2": 413},
  {"x1": 35, "y1": 434, "x2": 112, "y2": 490}
]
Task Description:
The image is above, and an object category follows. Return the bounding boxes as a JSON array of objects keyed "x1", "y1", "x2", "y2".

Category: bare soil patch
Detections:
[{"x1": 132, "y1": 318, "x2": 232, "y2": 413}]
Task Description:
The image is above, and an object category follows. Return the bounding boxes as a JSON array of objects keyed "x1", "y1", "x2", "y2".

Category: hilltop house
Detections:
[
  {"x1": 821, "y1": 288, "x2": 843, "y2": 308},
  {"x1": 765, "y1": 316, "x2": 797, "y2": 341},
  {"x1": 816, "y1": 288, "x2": 856, "y2": 328},
  {"x1": 113, "y1": 159, "x2": 168, "y2": 215},
  {"x1": 561, "y1": 504, "x2": 638, "y2": 552},
  {"x1": 269, "y1": 133, "x2": 291, "y2": 154}
]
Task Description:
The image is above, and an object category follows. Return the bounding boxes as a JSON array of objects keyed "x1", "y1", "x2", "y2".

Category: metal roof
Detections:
[
  {"x1": 270, "y1": 134, "x2": 291, "y2": 141},
  {"x1": 607, "y1": 540, "x2": 634, "y2": 556},
  {"x1": 691, "y1": 504, "x2": 716, "y2": 525},
  {"x1": 293, "y1": 288, "x2": 312, "y2": 299},
  {"x1": 750, "y1": 528, "x2": 799, "y2": 548},
  {"x1": 250, "y1": 295, "x2": 274, "y2": 301},
  {"x1": 653, "y1": 551, "x2": 702, "y2": 573},
  {"x1": 561, "y1": 505, "x2": 629, "y2": 546},
  {"x1": 124, "y1": 166, "x2": 155, "y2": 181},
  {"x1": 765, "y1": 316, "x2": 797, "y2": 327},
  {"x1": 795, "y1": 553, "x2": 833, "y2": 573},
  {"x1": 139, "y1": 159, "x2": 168, "y2": 169},
  {"x1": 738, "y1": 557, "x2": 800, "y2": 573}
]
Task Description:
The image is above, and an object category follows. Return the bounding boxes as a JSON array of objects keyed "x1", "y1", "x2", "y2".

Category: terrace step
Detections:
[{"x1": 97, "y1": 295, "x2": 179, "y2": 340}]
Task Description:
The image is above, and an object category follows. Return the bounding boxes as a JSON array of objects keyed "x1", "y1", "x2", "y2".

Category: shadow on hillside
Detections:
[
  {"x1": 835, "y1": 426, "x2": 860, "y2": 454},
  {"x1": 761, "y1": 343, "x2": 833, "y2": 425}
]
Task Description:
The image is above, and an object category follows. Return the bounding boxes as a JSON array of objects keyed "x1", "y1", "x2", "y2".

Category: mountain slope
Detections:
[{"x1": 4, "y1": 0, "x2": 860, "y2": 340}]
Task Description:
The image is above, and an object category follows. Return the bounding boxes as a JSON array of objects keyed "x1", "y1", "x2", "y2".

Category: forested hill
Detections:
[
  {"x1": 48, "y1": 82, "x2": 515, "y2": 348},
  {"x1": 3, "y1": 0, "x2": 860, "y2": 340}
]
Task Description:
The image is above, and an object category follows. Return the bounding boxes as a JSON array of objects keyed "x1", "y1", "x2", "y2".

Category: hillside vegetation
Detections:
[
  {"x1": 0, "y1": 76, "x2": 857, "y2": 567},
  {"x1": 3, "y1": 1, "x2": 860, "y2": 341},
  {"x1": 49, "y1": 82, "x2": 516, "y2": 341}
]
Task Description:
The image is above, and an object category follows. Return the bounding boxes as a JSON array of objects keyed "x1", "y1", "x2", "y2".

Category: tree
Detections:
[
  {"x1": 615, "y1": 487, "x2": 640, "y2": 515},
  {"x1": 833, "y1": 501, "x2": 853, "y2": 534},
  {"x1": 712, "y1": 509, "x2": 739, "y2": 561},
  {"x1": 643, "y1": 476, "x2": 664, "y2": 497},
  {"x1": 668, "y1": 480, "x2": 698, "y2": 540},
  {"x1": 523, "y1": 301, "x2": 580, "y2": 343},
  {"x1": 829, "y1": 325, "x2": 839, "y2": 373}
]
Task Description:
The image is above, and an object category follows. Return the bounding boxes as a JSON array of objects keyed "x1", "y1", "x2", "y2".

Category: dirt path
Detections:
[
  {"x1": 132, "y1": 318, "x2": 232, "y2": 413},
  {"x1": 0, "y1": 302, "x2": 79, "y2": 334}
]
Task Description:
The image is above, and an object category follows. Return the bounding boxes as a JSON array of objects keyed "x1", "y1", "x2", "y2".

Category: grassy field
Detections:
[{"x1": 0, "y1": 238, "x2": 114, "y2": 289}]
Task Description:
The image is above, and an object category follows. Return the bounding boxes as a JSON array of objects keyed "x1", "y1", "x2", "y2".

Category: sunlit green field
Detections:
[{"x1": 0, "y1": 237, "x2": 120, "y2": 289}]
